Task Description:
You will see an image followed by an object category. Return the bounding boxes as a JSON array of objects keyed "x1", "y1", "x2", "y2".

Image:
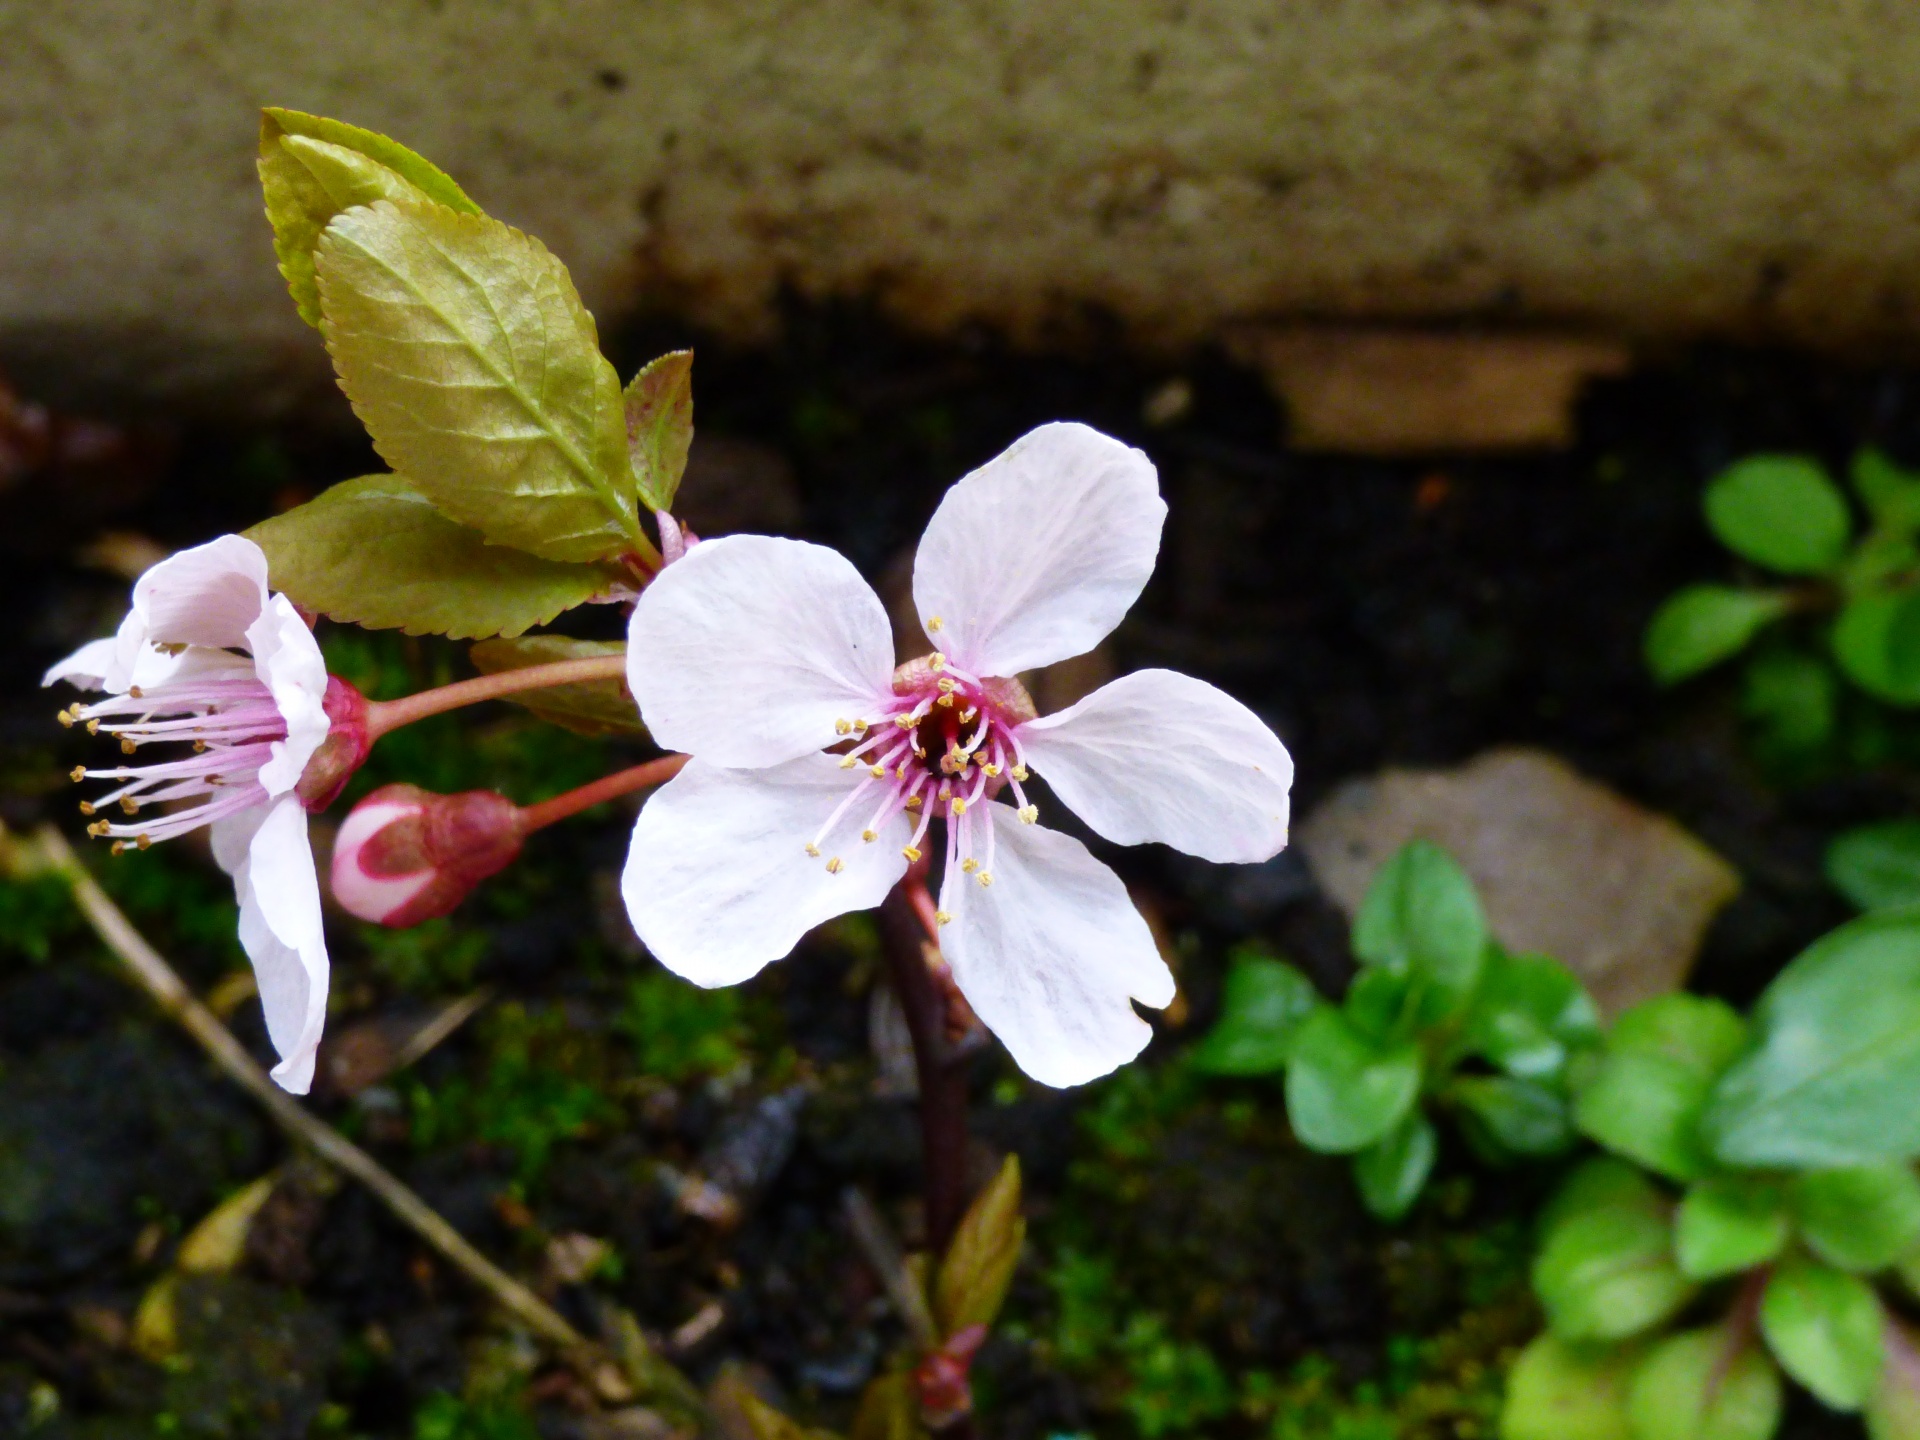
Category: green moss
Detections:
[
  {"x1": 412, "y1": 1392, "x2": 539, "y2": 1440},
  {"x1": 0, "y1": 875, "x2": 82, "y2": 963},
  {"x1": 616, "y1": 970, "x2": 748, "y2": 1082},
  {"x1": 359, "y1": 918, "x2": 488, "y2": 995}
]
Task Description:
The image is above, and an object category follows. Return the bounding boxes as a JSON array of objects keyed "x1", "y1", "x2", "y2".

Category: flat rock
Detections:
[{"x1": 1297, "y1": 748, "x2": 1739, "y2": 1017}]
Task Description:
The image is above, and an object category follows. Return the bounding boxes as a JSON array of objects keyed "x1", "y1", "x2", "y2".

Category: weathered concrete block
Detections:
[{"x1": 6, "y1": 2, "x2": 1920, "y2": 410}]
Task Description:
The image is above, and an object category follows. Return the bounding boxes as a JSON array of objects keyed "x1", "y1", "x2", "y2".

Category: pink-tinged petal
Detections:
[
  {"x1": 622, "y1": 755, "x2": 911, "y2": 987},
  {"x1": 1018, "y1": 669, "x2": 1293, "y2": 863},
  {"x1": 247, "y1": 593, "x2": 330, "y2": 796},
  {"x1": 628, "y1": 534, "x2": 897, "y2": 768},
  {"x1": 131, "y1": 534, "x2": 270, "y2": 652},
  {"x1": 229, "y1": 796, "x2": 329, "y2": 1094},
  {"x1": 329, "y1": 795, "x2": 436, "y2": 923},
  {"x1": 42, "y1": 637, "x2": 119, "y2": 690},
  {"x1": 912, "y1": 423, "x2": 1165, "y2": 676},
  {"x1": 942, "y1": 804, "x2": 1174, "y2": 1088}
]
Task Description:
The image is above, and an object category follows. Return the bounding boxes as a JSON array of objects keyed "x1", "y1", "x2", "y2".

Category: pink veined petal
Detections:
[
  {"x1": 942, "y1": 803, "x2": 1175, "y2": 1088},
  {"x1": 131, "y1": 534, "x2": 271, "y2": 652},
  {"x1": 42, "y1": 637, "x2": 119, "y2": 690},
  {"x1": 247, "y1": 593, "x2": 330, "y2": 796},
  {"x1": 1018, "y1": 669, "x2": 1294, "y2": 864},
  {"x1": 231, "y1": 795, "x2": 329, "y2": 1095},
  {"x1": 911, "y1": 422, "x2": 1165, "y2": 676},
  {"x1": 622, "y1": 755, "x2": 912, "y2": 987},
  {"x1": 627, "y1": 534, "x2": 898, "y2": 769}
]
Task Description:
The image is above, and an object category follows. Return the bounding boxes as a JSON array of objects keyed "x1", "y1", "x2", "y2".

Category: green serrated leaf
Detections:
[
  {"x1": 1792, "y1": 1165, "x2": 1920, "y2": 1274},
  {"x1": 1189, "y1": 953, "x2": 1321, "y2": 1076},
  {"x1": 315, "y1": 199, "x2": 641, "y2": 563},
  {"x1": 258, "y1": 108, "x2": 480, "y2": 328},
  {"x1": 245, "y1": 474, "x2": 619, "y2": 640},
  {"x1": 1828, "y1": 822, "x2": 1920, "y2": 912},
  {"x1": 1627, "y1": 1328, "x2": 1783, "y2": 1440},
  {"x1": 625, "y1": 350, "x2": 695, "y2": 514},
  {"x1": 1353, "y1": 1109, "x2": 1437, "y2": 1222},
  {"x1": 1534, "y1": 1160, "x2": 1693, "y2": 1344},
  {"x1": 1674, "y1": 1176, "x2": 1789, "y2": 1281},
  {"x1": 1645, "y1": 586, "x2": 1793, "y2": 684},
  {"x1": 1705, "y1": 455, "x2": 1852, "y2": 576},
  {"x1": 1451, "y1": 1075, "x2": 1575, "y2": 1160},
  {"x1": 1704, "y1": 910, "x2": 1920, "y2": 1169},
  {"x1": 469, "y1": 637, "x2": 641, "y2": 736},
  {"x1": 1759, "y1": 1259, "x2": 1884, "y2": 1412},
  {"x1": 1499, "y1": 1334, "x2": 1640, "y2": 1440},
  {"x1": 1284, "y1": 1007, "x2": 1422, "y2": 1154},
  {"x1": 1352, "y1": 839, "x2": 1487, "y2": 1025},
  {"x1": 934, "y1": 1155, "x2": 1024, "y2": 1337},
  {"x1": 1574, "y1": 994, "x2": 1747, "y2": 1182},
  {"x1": 1461, "y1": 948, "x2": 1601, "y2": 1081}
]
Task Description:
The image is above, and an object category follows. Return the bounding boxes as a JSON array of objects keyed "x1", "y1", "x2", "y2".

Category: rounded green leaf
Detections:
[
  {"x1": 1352, "y1": 839, "x2": 1487, "y2": 1023},
  {"x1": 1674, "y1": 1176, "x2": 1789, "y2": 1281},
  {"x1": 1352, "y1": 1109, "x2": 1438, "y2": 1222},
  {"x1": 1852, "y1": 448, "x2": 1920, "y2": 535},
  {"x1": 1462, "y1": 948, "x2": 1601, "y2": 1080},
  {"x1": 315, "y1": 199, "x2": 640, "y2": 564},
  {"x1": 1344, "y1": 965, "x2": 1417, "y2": 1042},
  {"x1": 1500, "y1": 1334, "x2": 1639, "y2": 1440},
  {"x1": 1534, "y1": 1165, "x2": 1693, "y2": 1343},
  {"x1": 1189, "y1": 954, "x2": 1321, "y2": 1075},
  {"x1": 1283, "y1": 1007, "x2": 1422, "y2": 1154},
  {"x1": 1792, "y1": 1165, "x2": 1920, "y2": 1274},
  {"x1": 1451, "y1": 1076, "x2": 1574, "y2": 1160},
  {"x1": 625, "y1": 350, "x2": 696, "y2": 514},
  {"x1": 246, "y1": 475, "x2": 621, "y2": 640},
  {"x1": 1759, "y1": 1259, "x2": 1884, "y2": 1411},
  {"x1": 1704, "y1": 910, "x2": 1920, "y2": 1169},
  {"x1": 1627, "y1": 1328, "x2": 1783, "y2": 1440},
  {"x1": 1704, "y1": 455, "x2": 1851, "y2": 575},
  {"x1": 1742, "y1": 648, "x2": 1838, "y2": 758},
  {"x1": 1833, "y1": 591, "x2": 1920, "y2": 707},
  {"x1": 1828, "y1": 822, "x2": 1920, "y2": 912},
  {"x1": 1646, "y1": 586, "x2": 1792, "y2": 684},
  {"x1": 1575, "y1": 994, "x2": 1748, "y2": 1182}
]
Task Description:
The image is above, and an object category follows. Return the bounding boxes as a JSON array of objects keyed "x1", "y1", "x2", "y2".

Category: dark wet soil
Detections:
[{"x1": 3, "y1": 310, "x2": 1910, "y2": 1437}]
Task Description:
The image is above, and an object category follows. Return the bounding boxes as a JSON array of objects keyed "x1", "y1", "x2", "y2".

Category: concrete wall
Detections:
[{"x1": 6, "y1": 1, "x2": 1920, "y2": 409}]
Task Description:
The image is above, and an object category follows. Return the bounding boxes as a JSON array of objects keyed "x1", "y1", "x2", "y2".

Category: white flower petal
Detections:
[
  {"x1": 943, "y1": 804, "x2": 1174, "y2": 1088},
  {"x1": 628, "y1": 534, "x2": 897, "y2": 768},
  {"x1": 1018, "y1": 669, "x2": 1293, "y2": 863},
  {"x1": 209, "y1": 802, "x2": 267, "y2": 876},
  {"x1": 42, "y1": 637, "x2": 119, "y2": 690},
  {"x1": 230, "y1": 796, "x2": 329, "y2": 1094},
  {"x1": 623, "y1": 755, "x2": 911, "y2": 987},
  {"x1": 131, "y1": 534, "x2": 270, "y2": 652},
  {"x1": 912, "y1": 423, "x2": 1165, "y2": 676},
  {"x1": 247, "y1": 593, "x2": 330, "y2": 796}
]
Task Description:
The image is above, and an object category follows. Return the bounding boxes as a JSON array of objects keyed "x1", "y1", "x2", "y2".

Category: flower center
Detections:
[
  {"x1": 59, "y1": 662, "x2": 288, "y2": 852},
  {"x1": 808, "y1": 652, "x2": 1039, "y2": 920}
]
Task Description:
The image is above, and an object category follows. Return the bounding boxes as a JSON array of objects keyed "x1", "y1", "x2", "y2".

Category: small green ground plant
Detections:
[{"x1": 1193, "y1": 840, "x2": 1599, "y2": 1219}]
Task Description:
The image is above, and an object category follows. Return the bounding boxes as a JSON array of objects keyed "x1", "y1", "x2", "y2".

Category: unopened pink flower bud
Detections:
[
  {"x1": 330, "y1": 782, "x2": 524, "y2": 927},
  {"x1": 296, "y1": 677, "x2": 373, "y2": 810},
  {"x1": 914, "y1": 1324, "x2": 987, "y2": 1430}
]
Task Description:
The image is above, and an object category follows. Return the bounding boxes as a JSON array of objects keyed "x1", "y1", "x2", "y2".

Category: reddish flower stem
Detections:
[
  {"x1": 518, "y1": 754, "x2": 689, "y2": 833},
  {"x1": 363, "y1": 655, "x2": 630, "y2": 740}
]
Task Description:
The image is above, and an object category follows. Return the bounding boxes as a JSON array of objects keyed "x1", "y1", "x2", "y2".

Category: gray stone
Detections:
[
  {"x1": 10, "y1": 4, "x2": 1920, "y2": 411},
  {"x1": 1298, "y1": 748, "x2": 1740, "y2": 1017}
]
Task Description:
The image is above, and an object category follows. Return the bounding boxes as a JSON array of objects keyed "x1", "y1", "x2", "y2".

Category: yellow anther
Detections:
[
  {"x1": 835, "y1": 718, "x2": 853, "y2": 736},
  {"x1": 950, "y1": 797, "x2": 967, "y2": 816},
  {"x1": 896, "y1": 762, "x2": 909, "y2": 780},
  {"x1": 977, "y1": 872, "x2": 993, "y2": 888},
  {"x1": 120, "y1": 798, "x2": 139, "y2": 815},
  {"x1": 1011, "y1": 764, "x2": 1030, "y2": 782},
  {"x1": 193, "y1": 740, "x2": 208, "y2": 753},
  {"x1": 902, "y1": 845, "x2": 923, "y2": 862},
  {"x1": 85, "y1": 719, "x2": 100, "y2": 735},
  {"x1": 870, "y1": 763, "x2": 887, "y2": 778},
  {"x1": 136, "y1": 834, "x2": 151, "y2": 850},
  {"x1": 110, "y1": 841, "x2": 127, "y2": 856},
  {"x1": 927, "y1": 615, "x2": 944, "y2": 633},
  {"x1": 78, "y1": 801, "x2": 95, "y2": 816},
  {"x1": 895, "y1": 713, "x2": 918, "y2": 728},
  {"x1": 936, "y1": 693, "x2": 955, "y2": 708},
  {"x1": 839, "y1": 755, "x2": 859, "y2": 769},
  {"x1": 904, "y1": 796, "x2": 923, "y2": 811},
  {"x1": 853, "y1": 718, "x2": 869, "y2": 732},
  {"x1": 937, "y1": 678, "x2": 958, "y2": 693},
  {"x1": 69, "y1": 766, "x2": 85, "y2": 783},
  {"x1": 87, "y1": 821, "x2": 109, "y2": 837},
  {"x1": 962, "y1": 858, "x2": 979, "y2": 873},
  {"x1": 934, "y1": 910, "x2": 953, "y2": 926},
  {"x1": 127, "y1": 685, "x2": 144, "y2": 699},
  {"x1": 120, "y1": 738, "x2": 137, "y2": 755},
  {"x1": 959, "y1": 707, "x2": 978, "y2": 723},
  {"x1": 805, "y1": 842, "x2": 822, "y2": 857},
  {"x1": 861, "y1": 829, "x2": 878, "y2": 843},
  {"x1": 825, "y1": 856, "x2": 845, "y2": 874},
  {"x1": 1018, "y1": 805, "x2": 1039, "y2": 824},
  {"x1": 56, "y1": 708, "x2": 74, "y2": 728},
  {"x1": 981, "y1": 762, "x2": 1001, "y2": 777},
  {"x1": 930, "y1": 653, "x2": 947, "y2": 671}
]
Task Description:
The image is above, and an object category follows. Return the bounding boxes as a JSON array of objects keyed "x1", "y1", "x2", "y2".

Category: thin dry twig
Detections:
[{"x1": 32, "y1": 824, "x2": 585, "y2": 1349}]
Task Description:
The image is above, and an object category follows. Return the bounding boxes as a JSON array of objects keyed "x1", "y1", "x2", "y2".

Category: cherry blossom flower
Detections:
[
  {"x1": 44, "y1": 534, "x2": 357, "y2": 1094},
  {"x1": 622, "y1": 422, "x2": 1294, "y2": 1087}
]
